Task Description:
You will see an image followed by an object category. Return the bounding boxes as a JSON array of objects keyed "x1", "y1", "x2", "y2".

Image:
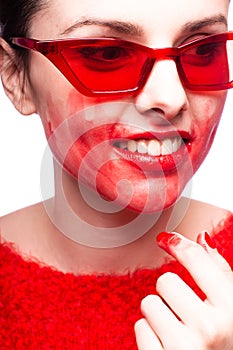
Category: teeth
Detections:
[
  {"x1": 117, "y1": 137, "x2": 184, "y2": 156},
  {"x1": 148, "y1": 140, "x2": 161, "y2": 156},
  {"x1": 173, "y1": 138, "x2": 182, "y2": 152},
  {"x1": 128, "y1": 140, "x2": 137, "y2": 152},
  {"x1": 137, "y1": 140, "x2": 147, "y2": 154},
  {"x1": 119, "y1": 141, "x2": 127, "y2": 150},
  {"x1": 161, "y1": 139, "x2": 173, "y2": 155}
]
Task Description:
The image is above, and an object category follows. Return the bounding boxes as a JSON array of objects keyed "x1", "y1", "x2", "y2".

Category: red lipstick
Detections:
[{"x1": 112, "y1": 130, "x2": 192, "y2": 174}]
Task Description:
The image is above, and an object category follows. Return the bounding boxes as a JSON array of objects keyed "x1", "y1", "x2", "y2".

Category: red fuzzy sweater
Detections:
[{"x1": 0, "y1": 215, "x2": 233, "y2": 349}]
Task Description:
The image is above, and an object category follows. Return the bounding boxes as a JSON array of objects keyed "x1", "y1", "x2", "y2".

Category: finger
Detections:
[
  {"x1": 156, "y1": 272, "x2": 209, "y2": 328},
  {"x1": 156, "y1": 232, "x2": 233, "y2": 306},
  {"x1": 134, "y1": 318, "x2": 163, "y2": 350},
  {"x1": 140, "y1": 294, "x2": 188, "y2": 349},
  {"x1": 196, "y1": 231, "x2": 233, "y2": 276}
]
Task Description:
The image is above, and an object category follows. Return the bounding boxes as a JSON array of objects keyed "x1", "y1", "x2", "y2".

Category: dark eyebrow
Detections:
[
  {"x1": 60, "y1": 18, "x2": 143, "y2": 37},
  {"x1": 61, "y1": 14, "x2": 227, "y2": 37},
  {"x1": 183, "y1": 14, "x2": 227, "y2": 32}
]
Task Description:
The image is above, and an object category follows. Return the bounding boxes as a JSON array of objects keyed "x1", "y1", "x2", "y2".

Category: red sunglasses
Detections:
[{"x1": 11, "y1": 32, "x2": 233, "y2": 97}]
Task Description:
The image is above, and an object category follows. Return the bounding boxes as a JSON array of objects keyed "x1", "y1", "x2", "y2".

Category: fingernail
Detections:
[
  {"x1": 156, "y1": 232, "x2": 181, "y2": 254},
  {"x1": 204, "y1": 232, "x2": 216, "y2": 249}
]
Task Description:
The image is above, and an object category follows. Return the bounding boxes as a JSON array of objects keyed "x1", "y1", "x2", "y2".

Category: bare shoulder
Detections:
[
  {"x1": 176, "y1": 197, "x2": 232, "y2": 236},
  {"x1": 0, "y1": 202, "x2": 50, "y2": 244}
]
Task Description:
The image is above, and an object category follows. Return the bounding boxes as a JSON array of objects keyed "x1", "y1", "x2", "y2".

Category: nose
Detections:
[{"x1": 135, "y1": 59, "x2": 188, "y2": 120}]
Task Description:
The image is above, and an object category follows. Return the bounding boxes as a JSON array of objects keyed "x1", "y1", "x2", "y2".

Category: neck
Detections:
[{"x1": 42, "y1": 163, "x2": 189, "y2": 275}]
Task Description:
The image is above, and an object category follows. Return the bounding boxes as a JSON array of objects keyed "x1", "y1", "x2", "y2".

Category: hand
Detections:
[{"x1": 134, "y1": 231, "x2": 233, "y2": 350}]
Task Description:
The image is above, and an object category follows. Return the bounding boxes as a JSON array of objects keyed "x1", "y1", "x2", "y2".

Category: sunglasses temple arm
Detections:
[{"x1": 11, "y1": 37, "x2": 37, "y2": 50}]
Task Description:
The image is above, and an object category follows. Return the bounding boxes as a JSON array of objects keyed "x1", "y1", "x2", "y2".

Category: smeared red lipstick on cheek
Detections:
[
  {"x1": 42, "y1": 89, "x2": 96, "y2": 137},
  {"x1": 60, "y1": 124, "x2": 116, "y2": 181}
]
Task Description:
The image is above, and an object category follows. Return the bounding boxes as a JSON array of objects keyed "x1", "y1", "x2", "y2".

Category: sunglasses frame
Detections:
[{"x1": 11, "y1": 32, "x2": 233, "y2": 97}]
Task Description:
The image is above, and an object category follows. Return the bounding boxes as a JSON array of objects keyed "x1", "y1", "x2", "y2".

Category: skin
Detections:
[
  {"x1": 135, "y1": 231, "x2": 233, "y2": 350},
  {"x1": 24, "y1": 0, "x2": 228, "y2": 214},
  {"x1": 0, "y1": 0, "x2": 233, "y2": 348}
]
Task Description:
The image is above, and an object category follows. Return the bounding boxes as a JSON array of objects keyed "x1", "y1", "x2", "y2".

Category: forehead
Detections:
[{"x1": 30, "y1": 0, "x2": 229, "y2": 41}]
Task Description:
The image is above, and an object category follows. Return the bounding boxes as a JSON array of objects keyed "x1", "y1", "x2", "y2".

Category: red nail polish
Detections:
[
  {"x1": 156, "y1": 232, "x2": 181, "y2": 254},
  {"x1": 204, "y1": 232, "x2": 216, "y2": 249}
]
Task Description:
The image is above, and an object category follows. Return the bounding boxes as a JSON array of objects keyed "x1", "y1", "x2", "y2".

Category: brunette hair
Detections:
[
  {"x1": 0, "y1": 0, "x2": 48, "y2": 39},
  {"x1": 0, "y1": 0, "x2": 47, "y2": 64}
]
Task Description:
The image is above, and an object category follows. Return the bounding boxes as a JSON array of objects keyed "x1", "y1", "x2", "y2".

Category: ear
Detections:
[{"x1": 0, "y1": 38, "x2": 37, "y2": 115}]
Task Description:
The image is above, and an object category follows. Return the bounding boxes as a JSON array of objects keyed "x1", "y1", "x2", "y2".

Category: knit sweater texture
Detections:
[{"x1": 0, "y1": 215, "x2": 233, "y2": 349}]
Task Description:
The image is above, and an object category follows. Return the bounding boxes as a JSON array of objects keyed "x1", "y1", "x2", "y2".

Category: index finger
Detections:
[{"x1": 156, "y1": 232, "x2": 233, "y2": 306}]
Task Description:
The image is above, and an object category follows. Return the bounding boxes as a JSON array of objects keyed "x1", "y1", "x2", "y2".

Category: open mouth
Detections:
[
  {"x1": 114, "y1": 136, "x2": 185, "y2": 157},
  {"x1": 113, "y1": 134, "x2": 191, "y2": 173}
]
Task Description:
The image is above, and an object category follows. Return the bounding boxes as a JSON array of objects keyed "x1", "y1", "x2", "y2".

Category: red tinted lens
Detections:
[
  {"x1": 180, "y1": 38, "x2": 232, "y2": 88},
  {"x1": 61, "y1": 42, "x2": 149, "y2": 92},
  {"x1": 12, "y1": 34, "x2": 233, "y2": 94}
]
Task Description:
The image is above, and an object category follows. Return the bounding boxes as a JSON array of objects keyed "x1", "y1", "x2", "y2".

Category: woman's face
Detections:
[{"x1": 27, "y1": 0, "x2": 229, "y2": 213}]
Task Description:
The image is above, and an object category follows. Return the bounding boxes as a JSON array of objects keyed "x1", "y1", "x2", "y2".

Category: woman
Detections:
[{"x1": 0, "y1": 0, "x2": 233, "y2": 348}]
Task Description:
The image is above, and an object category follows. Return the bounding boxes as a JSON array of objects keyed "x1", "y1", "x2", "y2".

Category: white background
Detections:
[{"x1": 1, "y1": 7, "x2": 233, "y2": 216}]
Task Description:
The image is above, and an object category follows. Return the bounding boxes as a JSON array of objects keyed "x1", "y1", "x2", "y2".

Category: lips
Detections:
[
  {"x1": 112, "y1": 131, "x2": 192, "y2": 173},
  {"x1": 115, "y1": 137, "x2": 183, "y2": 156}
]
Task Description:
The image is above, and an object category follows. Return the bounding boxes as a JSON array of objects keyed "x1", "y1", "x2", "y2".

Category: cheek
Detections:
[
  {"x1": 190, "y1": 93, "x2": 226, "y2": 169},
  {"x1": 38, "y1": 88, "x2": 102, "y2": 141},
  {"x1": 39, "y1": 91, "x2": 85, "y2": 133},
  {"x1": 198, "y1": 94, "x2": 226, "y2": 139},
  {"x1": 41, "y1": 89, "x2": 114, "y2": 133},
  {"x1": 196, "y1": 91, "x2": 226, "y2": 122},
  {"x1": 30, "y1": 56, "x2": 104, "y2": 136},
  {"x1": 67, "y1": 89, "x2": 103, "y2": 117}
]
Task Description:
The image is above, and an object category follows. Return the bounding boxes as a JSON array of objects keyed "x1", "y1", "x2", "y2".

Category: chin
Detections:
[
  {"x1": 62, "y1": 151, "x2": 192, "y2": 214},
  {"x1": 95, "y1": 175, "x2": 184, "y2": 215},
  {"x1": 127, "y1": 193, "x2": 182, "y2": 214}
]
